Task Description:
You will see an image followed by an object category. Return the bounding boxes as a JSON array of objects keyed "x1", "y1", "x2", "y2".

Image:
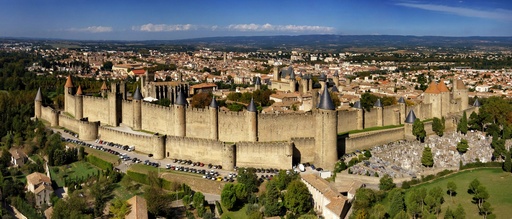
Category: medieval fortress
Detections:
[{"x1": 34, "y1": 73, "x2": 478, "y2": 171}]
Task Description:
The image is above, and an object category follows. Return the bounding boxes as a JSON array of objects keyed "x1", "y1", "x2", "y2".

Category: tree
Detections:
[
  {"x1": 480, "y1": 202, "x2": 493, "y2": 219},
  {"x1": 405, "y1": 189, "x2": 422, "y2": 219},
  {"x1": 221, "y1": 184, "x2": 237, "y2": 210},
  {"x1": 444, "y1": 207, "x2": 455, "y2": 219},
  {"x1": 353, "y1": 188, "x2": 377, "y2": 211},
  {"x1": 193, "y1": 192, "x2": 205, "y2": 210},
  {"x1": 264, "y1": 181, "x2": 282, "y2": 217},
  {"x1": 360, "y1": 92, "x2": 378, "y2": 112},
  {"x1": 457, "y1": 111, "x2": 468, "y2": 134},
  {"x1": 284, "y1": 180, "x2": 312, "y2": 215},
  {"x1": 237, "y1": 168, "x2": 259, "y2": 193},
  {"x1": 370, "y1": 203, "x2": 386, "y2": 219},
  {"x1": 447, "y1": 181, "x2": 457, "y2": 203},
  {"x1": 388, "y1": 189, "x2": 405, "y2": 218},
  {"x1": 234, "y1": 183, "x2": 248, "y2": 202},
  {"x1": 454, "y1": 204, "x2": 466, "y2": 219},
  {"x1": 421, "y1": 147, "x2": 434, "y2": 167},
  {"x1": 190, "y1": 92, "x2": 212, "y2": 108},
  {"x1": 491, "y1": 137, "x2": 506, "y2": 159},
  {"x1": 456, "y1": 139, "x2": 469, "y2": 154},
  {"x1": 413, "y1": 119, "x2": 426, "y2": 142},
  {"x1": 109, "y1": 199, "x2": 131, "y2": 219},
  {"x1": 468, "y1": 178, "x2": 481, "y2": 194},
  {"x1": 468, "y1": 111, "x2": 485, "y2": 131},
  {"x1": 473, "y1": 185, "x2": 489, "y2": 208},
  {"x1": 102, "y1": 61, "x2": 113, "y2": 71},
  {"x1": 379, "y1": 174, "x2": 396, "y2": 191},
  {"x1": 432, "y1": 117, "x2": 445, "y2": 136},
  {"x1": 503, "y1": 150, "x2": 511, "y2": 172}
]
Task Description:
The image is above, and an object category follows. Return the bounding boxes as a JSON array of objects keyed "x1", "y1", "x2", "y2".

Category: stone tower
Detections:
[
  {"x1": 453, "y1": 79, "x2": 468, "y2": 112},
  {"x1": 315, "y1": 85, "x2": 338, "y2": 170},
  {"x1": 319, "y1": 72, "x2": 327, "y2": 91},
  {"x1": 289, "y1": 71, "x2": 297, "y2": 92},
  {"x1": 34, "y1": 88, "x2": 42, "y2": 119},
  {"x1": 64, "y1": 75, "x2": 75, "y2": 114},
  {"x1": 246, "y1": 98, "x2": 258, "y2": 141},
  {"x1": 424, "y1": 81, "x2": 441, "y2": 119},
  {"x1": 108, "y1": 83, "x2": 122, "y2": 126},
  {"x1": 353, "y1": 101, "x2": 364, "y2": 130},
  {"x1": 209, "y1": 97, "x2": 219, "y2": 140},
  {"x1": 438, "y1": 79, "x2": 450, "y2": 116},
  {"x1": 75, "y1": 85, "x2": 84, "y2": 120},
  {"x1": 374, "y1": 99, "x2": 383, "y2": 126},
  {"x1": 254, "y1": 77, "x2": 261, "y2": 91},
  {"x1": 398, "y1": 97, "x2": 406, "y2": 125},
  {"x1": 404, "y1": 109, "x2": 417, "y2": 140},
  {"x1": 272, "y1": 66, "x2": 279, "y2": 81},
  {"x1": 333, "y1": 70, "x2": 340, "y2": 88},
  {"x1": 100, "y1": 81, "x2": 108, "y2": 97},
  {"x1": 132, "y1": 86, "x2": 143, "y2": 130},
  {"x1": 175, "y1": 87, "x2": 187, "y2": 137}
]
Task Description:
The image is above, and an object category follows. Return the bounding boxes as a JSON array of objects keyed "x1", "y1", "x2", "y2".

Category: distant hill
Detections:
[{"x1": 3, "y1": 35, "x2": 512, "y2": 52}]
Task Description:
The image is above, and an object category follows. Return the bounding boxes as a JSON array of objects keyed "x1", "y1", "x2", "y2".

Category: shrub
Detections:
[{"x1": 86, "y1": 155, "x2": 113, "y2": 170}]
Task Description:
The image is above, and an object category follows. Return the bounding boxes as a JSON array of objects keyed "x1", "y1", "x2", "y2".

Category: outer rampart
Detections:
[
  {"x1": 165, "y1": 136, "x2": 224, "y2": 165},
  {"x1": 59, "y1": 114, "x2": 79, "y2": 133},
  {"x1": 291, "y1": 137, "x2": 315, "y2": 164},
  {"x1": 345, "y1": 127, "x2": 405, "y2": 152},
  {"x1": 41, "y1": 106, "x2": 59, "y2": 126},
  {"x1": 98, "y1": 127, "x2": 157, "y2": 155},
  {"x1": 78, "y1": 121, "x2": 99, "y2": 140},
  {"x1": 236, "y1": 141, "x2": 293, "y2": 169}
]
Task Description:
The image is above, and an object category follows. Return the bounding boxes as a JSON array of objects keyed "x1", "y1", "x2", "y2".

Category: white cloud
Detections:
[
  {"x1": 68, "y1": 26, "x2": 113, "y2": 33},
  {"x1": 132, "y1": 23, "x2": 197, "y2": 32},
  {"x1": 227, "y1": 23, "x2": 335, "y2": 32},
  {"x1": 396, "y1": 2, "x2": 512, "y2": 21}
]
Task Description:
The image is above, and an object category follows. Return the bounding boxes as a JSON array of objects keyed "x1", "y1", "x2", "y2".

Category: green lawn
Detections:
[
  {"x1": 408, "y1": 168, "x2": 512, "y2": 218},
  {"x1": 50, "y1": 161, "x2": 101, "y2": 187},
  {"x1": 221, "y1": 204, "x2": 249, "y2": 219}
]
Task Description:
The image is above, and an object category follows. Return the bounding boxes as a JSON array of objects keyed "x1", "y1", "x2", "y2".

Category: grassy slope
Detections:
[
  {"x1": 409, "y1": 168, "x2": 512, "y2": 218},
  {"x1": 50, "y1": 161, "x2": 101, "y2": 187}
]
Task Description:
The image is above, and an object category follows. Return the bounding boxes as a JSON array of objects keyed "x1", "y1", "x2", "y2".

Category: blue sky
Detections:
[{"x1": 1, "y1": 0, "x2": 511, "y2": 40}]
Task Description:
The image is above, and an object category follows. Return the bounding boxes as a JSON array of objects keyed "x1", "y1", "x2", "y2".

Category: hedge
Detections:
[
  {"x1": 86, "y1": 155, "x2": 114, "y2": 170},
  {"x1": 460, "y1": 161, "x2": 501, "y2": 170},
  {"x1": 11, "y1": 196, "x2": 44, "y2": 219},
  {"x1": 127, "y1": 170, "x2": 178, "y2": 191}
]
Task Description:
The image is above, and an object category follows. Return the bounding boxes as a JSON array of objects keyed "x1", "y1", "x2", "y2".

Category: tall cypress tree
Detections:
[
  {"x1": 421, "y1": 147, "x2": 434, "y2": 167},
  {"x1": 504, "y1": 149, "x2": 512, "y2": 173},
  {"x1": 457, "y1": 111, "x2": 468, "y2": 134}
]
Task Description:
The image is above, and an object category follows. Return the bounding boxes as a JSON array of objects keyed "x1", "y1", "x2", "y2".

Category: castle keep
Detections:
[{"x1": 35, "y1": 76, "x2": 476, "y2": 170}]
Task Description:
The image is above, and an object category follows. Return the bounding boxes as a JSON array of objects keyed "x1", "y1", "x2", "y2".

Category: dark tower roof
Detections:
[
  {"x1": 331, "y1": 85, "x2": 339, "y2": 92},
  {"x1": 318, "y1": 85, "x2": 335, "y2": 110},
  {"x1": 209, "y1": 97, "x2": 218, "y2": 108},
  {"x1": 76, "y1": 85, "x2": 83, "y2": 95},
  {"x1": 353, "y1": 101, "x2": 362, "y2": 109},
  {"x1": 398, "y1": 96, "x2": 405, "y2": 104},
  {"x1": 255, "y1": 77, "x2": 261, "y2": 85},
  {"x1": 175, "y1": 88, "x2": 187, "y2": 106},
  {"x1": 319, "y1": 72, "x2": 327, "y2": 82},
  {"x1": 374, "y1": 99, "x2": 383, "y2": 108},
  {"x1": 473, "y1": 99, "x2": 481, "y2": 107},
  {"x1": 35, "y1": 87, "x2": 42, "y2": 101},
  {"x1": 247, "y1": 98, "x2": 257, "y2": 112},
  {"x1": 290, "y1": 71, "x2": 296, "y2": 80},
  {"x1": 333, "y1": 70, "x2": 339, "y2": 77},
  {"x1": 133, "y1": 86, "x2": 143, "y2": 100},
  {"x1": 100, "y1": 81, "x2": 108, "y2": 90},
  {"x1": 405, "y1": 110, "x2": 417, "y2": 124}
]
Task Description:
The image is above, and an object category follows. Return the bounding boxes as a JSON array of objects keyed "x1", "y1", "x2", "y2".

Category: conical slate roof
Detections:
[
  {"x1": 331, "y1": 85, "x2": 339, "y2": 92},
  {"x1": 353, "y1": 101, "x2": 362, "y2": 109},
  {"x1": 318, "y1": 85, "x2": 335, "y2": 110},
  {"x1": 374, "y1": 99, "x2": 383, "y2": 108},
  {"x1": 175, "y1": 88, "x2": 187, "y2": 105},
  {"x1": 473, "y1": 99, "x2": 481, "y2": 107},
  {"x1": 319, "y1": 72, "x2": 327, "y2": 82},
  {"x1": 255, "y1": 77, "x2": 261, "y2": 85},
  {"x1": 209, "y1": 97, "x2": 218, "y2": 108},
  {"x1": 247, "y1": 98, "x2": 257, "y2": 112},
  {"x1": 333, "y1": 70, "x2": 339, "y2": 77},
  {"x1": 76, "y1": 85, "x2": 83, "y2": 95},
  {"x1": 405, "y1": 110, "x2": 417, "y2": 124},
  {"x1": 35, "y1": 87, "x2": 42, "y2": 101},
  {"x1": 133, "y1": 86, "x2": 143, "y2": 100},
  {"x1": 65, "y1": 76, "x2": 74, "y2": 88},
  {"x1": 398, "y1": 96, "x2": 405, "y2": 104}
]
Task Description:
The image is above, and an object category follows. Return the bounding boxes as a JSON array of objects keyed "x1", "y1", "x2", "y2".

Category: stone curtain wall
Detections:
[
  {"x1": 141, "y1": 102, "x2": 174, "y2": 135},
  {"x1": 383, "y1": 105, "x2": 400, "y2": 126},
  {"x1": 98, "y1": 127, "x2": 159, "y2": 155},
  {"x1": 218, "y1": 111, "x2": 247, "y2": 142},
  {"x1": 121, "y1": 100, "x2": 133, "y2": 127},
  {"x1": 82, "y1": 96, "x2": 110, "y2": 122},
  {"x1": 258, "y1": 112, "x2": 315, "y2": 141},
  {"x1": 345, "y1": 127, "x2": 405, "y2": 152},
  {"x1": 236, "y1": 141, "x2": 293, "y2": 169},
  {"x1": 291, "y1": 137, "x2": 316, "y2": 164},
  {"x1": 185, "y1": 107, "x2": 211, "y2": 138},
  {"x1": 165, "y1": 136, "x2": 224, "y2": 165},
  {"x1": 337, "y1": 110, "x2": 358, "y2": 133},
  {"x1": 58, "y1": 114, "x2": 79, "y2": 133}
]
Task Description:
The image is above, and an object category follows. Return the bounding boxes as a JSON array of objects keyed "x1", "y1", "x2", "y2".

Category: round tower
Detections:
[
  {"x1": 34, "y1": 88, "x2": 42, "y2": 119},
  {"x1": 315, "y1": 86, "x2": 338, "y2": 170},
  {"x1": 246, "y1": 98, "x2": 258, "y2": 142},
  {"x1": 75, "y1": 85, "x2": 84, "y2": 120},
  {"x1": 133, "y1": 86, "x2": 143, "y2": 130},
  {"x1": 353, "y1": 101, "x2": 364, "y2": 130},
  {"x1": 175, "y1": 87, "x2": 187, "y2": 137},
  {"x1": 100, "y1": 81, "x2": 108, "y2": 97},
  {"x1": 222, "y1": 143, "x2": 235, "y2": 171},
  {"x1": 50, "y1": 109, "x2": 60, "y2": 127},
  {"x1": 64, "y1": 75, "x2": 75, "y2": 114},
  {"x1": 398, "y1": 97, "x2": 406, "y2": 124},
  {"x1": 374, "y1": 99, "x2": 383, "y2": 126},
  {"x1": 78, "y1": 121, "x2": 99, "y2": 141},
  {"x1": 209, "y1": 97, "x2": 219, "y2": 140},
  {"x1": 254, "y1": 77, "x2": 261, "y2": 91},
  {"x1": 404, "y1": 110, "x2": 417, "y2": 140},
  {"x1": 152, "y1": 134, "x2": 166, "y2": 160}
]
